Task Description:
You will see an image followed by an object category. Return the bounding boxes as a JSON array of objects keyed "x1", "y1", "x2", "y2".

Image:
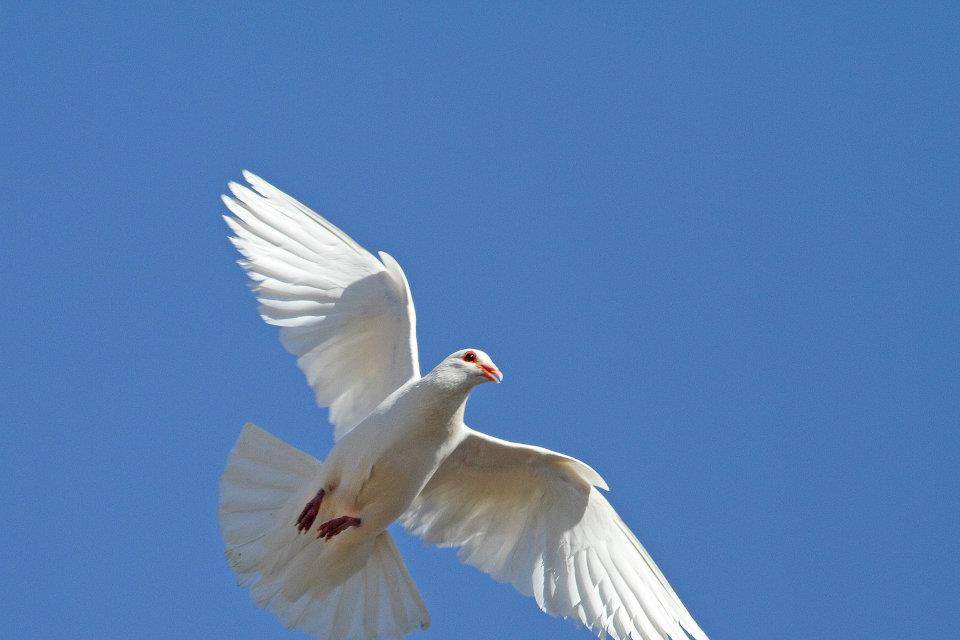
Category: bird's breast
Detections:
[{"x1": 354, "y1": 418, "x2": 464, "y2": 525}]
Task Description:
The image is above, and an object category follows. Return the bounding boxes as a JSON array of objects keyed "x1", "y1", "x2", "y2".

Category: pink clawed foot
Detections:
[
  {"x1": 295, "y1": 489, "x2": 325, "y2": 534},
  {"x1": 316, "y1": 515, "x2": 361, "y2": 540}
]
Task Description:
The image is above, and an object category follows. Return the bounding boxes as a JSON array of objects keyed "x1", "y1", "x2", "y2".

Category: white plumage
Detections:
[
  {"x1": 223, "y1": 172, "x2": 418, "y2": 439},
  {"x1": 219, "y1": 172, "x2": 709, "y2": 640},
  {"x1": 220, "y1": 424, "x2": 429, "y2": 639}
]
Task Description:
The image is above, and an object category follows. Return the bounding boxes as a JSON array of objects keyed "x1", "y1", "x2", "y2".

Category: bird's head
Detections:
[{"x1": 434, "y1": 348, "x2": 503, "y2": 388}]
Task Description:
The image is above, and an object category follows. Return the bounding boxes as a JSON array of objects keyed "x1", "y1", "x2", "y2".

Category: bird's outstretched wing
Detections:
[
  {"x1": 400, "y1": 428, "x2": 708, "y2": 640},
  {"x1": 223, "y1": 172, "x2": 420, "y2": 439}
]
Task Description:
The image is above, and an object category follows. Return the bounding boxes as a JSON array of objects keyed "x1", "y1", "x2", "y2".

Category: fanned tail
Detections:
[{"x1": 219, "y1": 423, "x2": 430, "y2": 640}]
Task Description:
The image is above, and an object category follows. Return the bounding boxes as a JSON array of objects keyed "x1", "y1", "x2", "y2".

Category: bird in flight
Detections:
[{"x1": 219, "y1": 172, "x2": 710, "y2": 640}]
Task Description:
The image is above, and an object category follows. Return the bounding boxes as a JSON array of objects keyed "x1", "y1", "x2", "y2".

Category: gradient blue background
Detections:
[{"x1": 3, "y1": 3, "x2": 958, "y2": 638}]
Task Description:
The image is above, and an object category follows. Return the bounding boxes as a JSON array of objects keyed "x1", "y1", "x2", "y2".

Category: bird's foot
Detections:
[
  {"x1": 295, "y1": 489, "x2": 325, "y2": 534},
  {"x1": 316, "y1": 515, "x2": 361, "y2": 540}
]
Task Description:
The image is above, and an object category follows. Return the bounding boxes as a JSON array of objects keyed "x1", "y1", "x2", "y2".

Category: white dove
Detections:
[{"x1": 219, "y1": 172, "x2": 710, "y2": 640}]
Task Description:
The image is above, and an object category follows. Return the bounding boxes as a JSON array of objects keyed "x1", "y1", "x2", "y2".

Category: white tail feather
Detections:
[{"x1": 219, "y1": 423, "x2": 430, "y2": 639}]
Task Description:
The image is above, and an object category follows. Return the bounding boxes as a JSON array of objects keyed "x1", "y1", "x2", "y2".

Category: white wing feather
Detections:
[
  {"x1": 401, "y1": 429, "x2": 709, "y2": 640},
  {"x1": 223, "y1": 172, "x2": 420, "y2": 439}
]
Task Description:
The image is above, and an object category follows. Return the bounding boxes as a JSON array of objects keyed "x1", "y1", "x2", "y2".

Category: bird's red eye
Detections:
[{"x1": 463, "y1": 352, "x2": 477, "y2": 362}]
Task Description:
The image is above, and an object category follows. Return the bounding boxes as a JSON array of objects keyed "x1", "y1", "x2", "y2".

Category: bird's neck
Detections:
[{"x1": 412, "y1": 371, "x2": 473, "y2": 424}]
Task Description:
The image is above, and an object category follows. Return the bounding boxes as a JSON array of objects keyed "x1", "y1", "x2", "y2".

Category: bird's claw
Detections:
[
  {"x1": 316, "y1": 515, "x2": 361, "y2": 540},
  {"x1": 295, "y1": 489, "x2": 325, "y2": 534}
]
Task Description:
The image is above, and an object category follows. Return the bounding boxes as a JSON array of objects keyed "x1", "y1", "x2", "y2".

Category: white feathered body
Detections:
[
  {"x1": 315, "y1": 374, "x2": 469, "y2": 538},
  {"x1": 219, "y1": 172, "x2": 711, "y2": 640},
  {"x1": 219, "y1": 369, "x2": 475, "y2": 639}
]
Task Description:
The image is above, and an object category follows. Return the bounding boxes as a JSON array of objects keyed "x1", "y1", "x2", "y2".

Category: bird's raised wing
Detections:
[
  {"x1": 223, "y1": 171, "x2": 420, "y2": 439},
  {"x1": 400, "y1": 428, "x2": 708, "y2": 640}
]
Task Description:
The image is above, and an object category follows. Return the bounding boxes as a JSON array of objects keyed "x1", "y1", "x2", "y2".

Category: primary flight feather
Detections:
[{"x1": 219, "y1": 172, "x2": 710, "y2": 640}]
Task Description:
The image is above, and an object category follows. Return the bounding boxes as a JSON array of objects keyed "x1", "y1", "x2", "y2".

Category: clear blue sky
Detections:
[{"x1": 3, "y1": 3, "x2": 958, "y2": 639}]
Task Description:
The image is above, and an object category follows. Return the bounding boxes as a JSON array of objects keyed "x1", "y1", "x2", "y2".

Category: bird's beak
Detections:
[{"x1": 479, "y1": 363, "x2": 503, "y2": 383}]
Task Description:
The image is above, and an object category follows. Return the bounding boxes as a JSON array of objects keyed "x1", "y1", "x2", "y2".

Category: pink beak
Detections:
[{"x1": 479, "y1": 363, "x2": 503, "y2": 383}]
